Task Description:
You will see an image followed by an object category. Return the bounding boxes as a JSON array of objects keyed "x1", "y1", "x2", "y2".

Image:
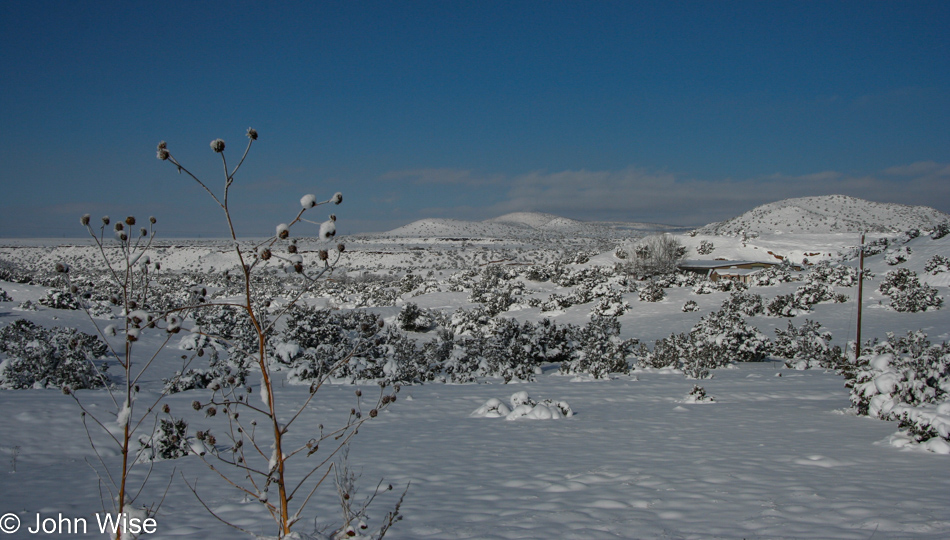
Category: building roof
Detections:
[{"x1": 677, "y1": 260, "x2": 779, "y2": 270}]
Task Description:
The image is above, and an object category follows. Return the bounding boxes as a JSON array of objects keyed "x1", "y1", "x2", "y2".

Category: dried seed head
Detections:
[
  {"x1": 197, "y1": 348, "x2": 205, "y2": 357},
  {"x1": 119, "y1": 232, "x2": 128, "y2": 241},
  {"x1": 196, "y1": 430, "x2": 206, "y2": 441},
  {"x1": 192, "y1": 400, "x2": 201, "y2": 411},
  {"x1": 149, "y1": 216, "x2": 157, "y2": 224},
  {"x1": 300, "y1": 194, "x2": 317, "y2": 209},
  {"x1": 369, "y1": 409, "x2": 378, "y2": 418},
  {"x1": 157, "y1": 141, "x2": 167, "y2": 150},
  {"x1": 55, "y1": 262, "x2": 69, "y2": 273},
  {"x1": 206, "y1": 406, "x2": 217, "y2": 417},
  {"x1": 294, "y1": 262, "x2": 303, "y2": 273},
  {"x1": 115, "y1": 222, "x2": 124, "y2": 231},
  {"x1": 140, "y1": 227, "x2": 148, "y2": 237},
  {"x1": 276, "y1": 223, "x2": 289, "y2": 239},
  {"x1": 355, "y1": 389, "x2": 362, "y2": 397},
  {"x1": 206, "y1": 434, "x2": 216, "y2": 445},
  {"x1": 329, "y1": 214, "x2": 337, "y2": 222},
  {"x1": 259, "y1": 248, "x2": 272, "y2": 261},
  {"x1": 125, "y1": 216, "x2": 135, "y2": 226},
  {"x1": 246, "y1": 127, "x2": 258, "y2": 140},
  {"x1": 210, "y1": 139, "x2": 225, "y2": 153},
  {"x1": 162, "y1": 404, "x2": 170, "y2": 414},
  {"x1": 337, "y1": 243, "x2": 345, "y2": 253},
  {"x1": 287, "y1": 244, "x2": 297, "y2": 254},
  {"x1": 318, "y1": 250, "x2": 329, "y2": 261},
  {"x1": 331, "y1": 192, "x2": 343, "y2": 205},
  {"x1": 80, "y1": 214, "x2": 91, "y2": 226},
  {"x1": 102, "y1": 216, "x2": 110, "y2": 225},
  {"x1": 62, "y1": 386, "x2": 72, "y2": 395},
  {"x1": 381, "y1": 395, "x2": 391, "y2": 405}
]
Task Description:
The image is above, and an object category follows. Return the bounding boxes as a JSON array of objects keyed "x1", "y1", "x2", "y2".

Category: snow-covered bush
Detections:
[
  {"x1": 0, "y1": 319, "x2": 110, "y2": 390},
  {"x1": 721, "y1": 290, "x2": 764, "y2": 317},
  {"x1": 766, "y1": 293, "x2": 806, "y2": 317},
  {"x1": 697, "y1": 240, "x2": 715, "y2": 255},
  {"x1": 806, "y1": 261, "x2": 864, "y2": 287},
  {"x1": 748, "y1": 262, "x2": 796, "y2": 286},
  {"x1": 691, "y1": 309, "x2": 771, "y2": 363},
  {"x1": 397, "y1": 302, "x2": 433, "y2": 332},
  {"x1": 930, "y1": 221, "x2": 950, "y2": 240},
  {"x1": 38, "y1": 289, "x2": 81, "y2": 310},
  {"x1": 472, "y1": 391, "x2": 573, "y2": 420},
  {"x1": 884, "y1": 246, "x2": 912, "y2": 265},
  {"x1": 559, "y1": 316, "x2": 636, "y2": 379},
  {"x1": 684, "y1": 385, "x2": 715, "y2": 403},
  {"x1": 846, "y1": 331, "x2": 950, "y2": 452},
  {"x1": 0, "y1": 288, "x2": 11, "y2": 302},
  {"x1": 924, "y1": 254, "x2": 950, "y2": 275},
  {"x1": 638, "y1": 280, "x2": 665, "y2": 302},
  {"x1": 590, "y1": 290, "x2": 630, "y2": 317},
  {"x1": 682, "y1": 300, "x2": 699, "y2": 312},
  {"x1": 772, "y1": 320, "x2": 841, "y2": 370},
  {"x1": 878, "y1": 268, "x2": 943, "y2": 312},
  {"x1": 138, "y1": 417, "x2": 190, "y2": 461}
]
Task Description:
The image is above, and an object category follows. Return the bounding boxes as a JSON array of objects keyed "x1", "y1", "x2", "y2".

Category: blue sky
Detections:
[{"x1": 2, "y1": 1, "x2": 948, "y2": 237}]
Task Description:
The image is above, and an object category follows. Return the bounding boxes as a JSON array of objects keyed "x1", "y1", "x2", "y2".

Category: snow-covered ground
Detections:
[{"x1": 1, "y1": 213, "x2": 949, "y2": 539}]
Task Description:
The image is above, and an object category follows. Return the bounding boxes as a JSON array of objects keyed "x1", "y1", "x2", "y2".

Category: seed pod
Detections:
[
  {"x1": 246, "y1": 127, "x2": 258, "y2": 140},
  {"x1": 318, "y1": 250, "x2": 329, "y2": 261},
  {"x1": 287, "y1": 244, "x2": 297, "y2": 254},
  {"x1": 125, "y1": 216, "x2": 136, "y2": 226},
  {"x1": 102, "y1": 216, "x2": 110, "y2": 225},
  {"x1": 369, "y1": 409, "x2": 378, "y2": 418},
  {"x1": 149, "y1": 216, "x2": 157, "y2": 224},
  {"x1": 162, "y1": 404, "x2": 170, "y2": 414},
  {"x1": 192, "y1": 400, "x2": 201, "y2": 411},
  {"x1": 337, "y1": 243, "x2": 345, "y2": 253},
  {"x1": 210, "y1": 139, "x2": 225, "y2": 153},
  {"x1": 80, "y1": 214, "x2": 91, "y2": 226}
]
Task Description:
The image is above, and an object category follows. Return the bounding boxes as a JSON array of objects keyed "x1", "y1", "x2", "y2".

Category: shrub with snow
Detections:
[
  {"x1": 472, "y1": 391, "x2": 573, "y2": 420},
  {"x1": 397, "y1": 302, "x2": 433, "y2": 332},
  {"x1": 924, "y1": 254, "x2": 950, "y2": 275},
  {"x1": 772, "y1": 320, "x2": 841, "y2": 370},
  {"x1": 684, "y1": 385, "x2": 715, "y2": 403},
  {"x1": 638, "y1": 280, "x2": 665, "y2": 302},
  {"x1": 0, "y1": 319, "x2": 110, "y2": 390},
  {"x1": 0, "y1": 288, "x2": 11, "y2": 302},
  {"x1": 697, "y1": 240, "x2": 715, "y2": 255},
  {"x1": 878, "y1": 268, "x2": 943, "y2": 312},
  {"x1": 930, "y1": 221, "x2": 950, "y2": 240},
  {"x1": 884, "y1": 246, "x2": 912, "y2": 266},
  {"x1": 721, "y1": 290, "x2": 764, "y2": 317},
  {"x1": 138, "y1": 417, "x2": 190, "y2": 461},
  {"x1": 682, "y1": 300, "x2": 699, "y2": 312},
  {"x1": 38, "y1": 289, "x2": 82, "y2": 310},
  {"x1": 845, "y1": 331, "x2": 950, "y2": 453},
  {"x1": 559, "y1": 316, "x2": 636, "y2": 379}
]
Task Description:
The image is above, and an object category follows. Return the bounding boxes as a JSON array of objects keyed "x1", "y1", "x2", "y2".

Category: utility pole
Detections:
[{"x1": 855, "y1": 232, "x2": 865, "y2": 360}]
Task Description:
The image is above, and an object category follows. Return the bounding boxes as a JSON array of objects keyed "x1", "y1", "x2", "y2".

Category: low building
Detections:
[{"x1": 678, "y1": 260, "x2": 797, "y2": 284}]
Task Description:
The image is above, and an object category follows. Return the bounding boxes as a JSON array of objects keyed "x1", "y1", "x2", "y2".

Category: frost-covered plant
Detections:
[
  {"x1": 137, "y1": 416, "x2": 190, "y2": 462},
  {"x1": 156, "y1": 131, "x2": 403, "y2": 538},
  {"x1": 38, "y1": 288, "x2": 82, "y2": 310},
  {"x1": 883, "y1": 246, "x2": 912, "y2": 265},
  {"x1": 696, "y1": 240, "x2": 715, "y2": 255},
  {"x1": 806, "y1": 261, "x2": 865, "y2": 287},
  {"x1": 930, "y1": 221, "x2": 950, "y2": 240},
  {"x1": 590, "y1": 290, "x2": 630, "y2": 317},
  {"x1": 0, "y1": 319, "x2": 110, "y2": 390},
  {"x1": 772, "y1": 320, "x2": 841, "y2": 370},
  {"x1": 878, "y1": 268, "x2": 943, "y2": 312},
  {"x1": 684, "y1": 385, "x2": 715, "y2": 403},
  {"x1": 721, "y1": 290, "x2": 764, "y2": 317},
  {"x1": 748, "y1": 261, "x2": 796, "y2": 286},
  {"x1": 682, "y1": 299, "x2": 699, "y2": 312},
  {"x1": 638, "y1": 280, "x2": 665, "y2": 302},
  {"x1": 0, "y1": 288, "x2": 11, "y2": 302},
  {"x1": 397, "y1": 302, "x2": 433, "y2": 332},
  {"x1": 559, "y1": 316, "x2": 636, "y2": 379},
  {"x1": 690, "y1": 309, "x2": 771, "y2": 363},
  {"x1": 765, "y1": 293, "x2": 806, "y2": 317},
  {"x1": 924, "y1": 254, "x2": 950, "y2": 275},
  {"x1": 845, "y1": 331, "x2": 950, "y2": 451}
]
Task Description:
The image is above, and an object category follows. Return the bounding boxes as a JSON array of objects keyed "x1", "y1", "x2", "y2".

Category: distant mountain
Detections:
[
  {"x1": 382, "y1": 212, "x2": 669, "y2": 240},
  {"x1": 694, "y1": 195, "x2": 950, "y2": 236}
]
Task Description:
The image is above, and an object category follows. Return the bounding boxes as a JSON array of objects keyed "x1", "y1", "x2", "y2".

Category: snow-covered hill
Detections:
[{"x1": 695, "y1": 195, "x2": 949, "y2": 236}]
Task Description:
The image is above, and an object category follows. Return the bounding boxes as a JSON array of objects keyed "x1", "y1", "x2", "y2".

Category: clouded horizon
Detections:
[{"x1": 2, "y1": 2, "x2": 948, "y2": 238}]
